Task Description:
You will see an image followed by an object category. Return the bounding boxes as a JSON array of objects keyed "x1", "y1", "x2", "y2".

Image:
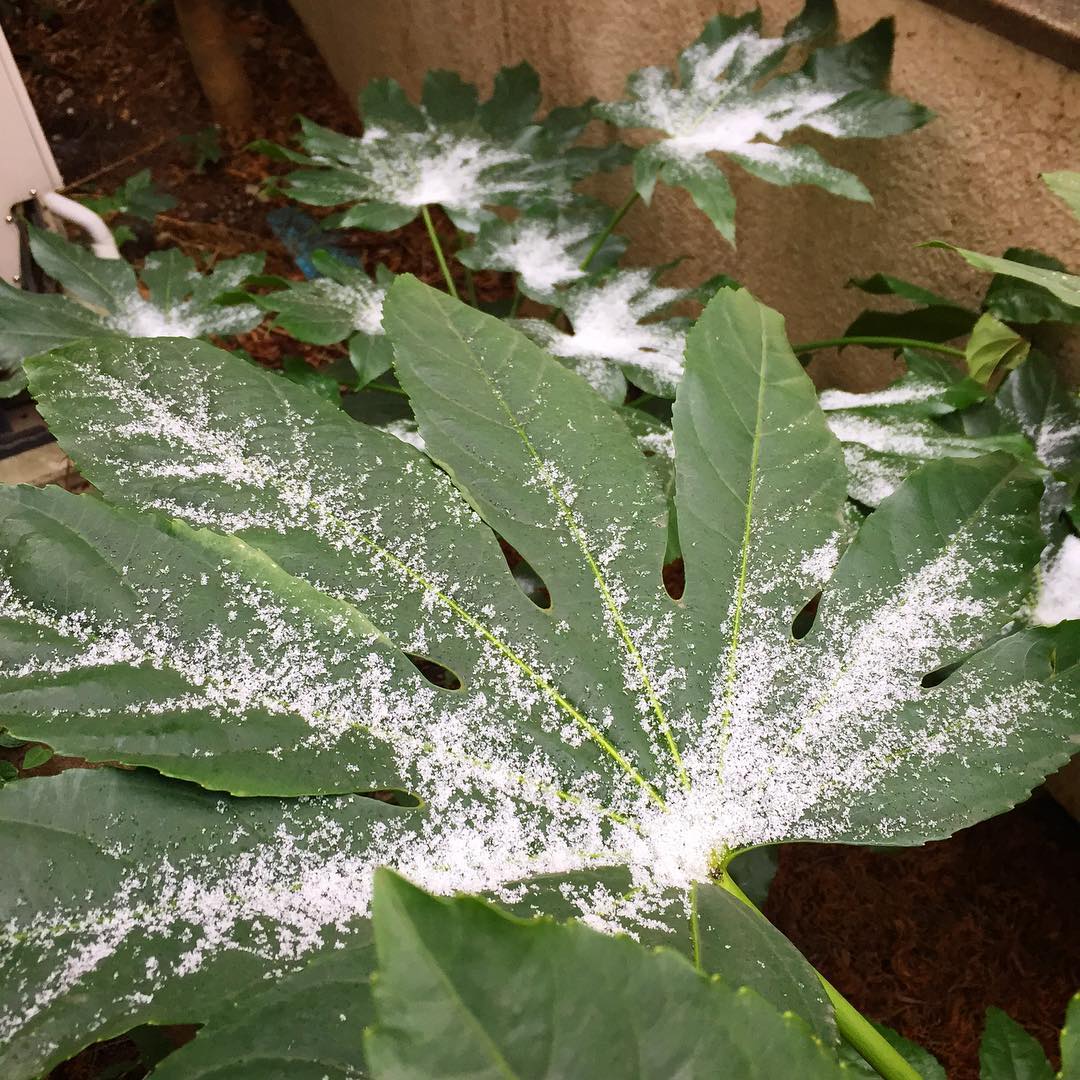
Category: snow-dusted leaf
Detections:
[
  {"x1": 515, "y1": 268, "x2": 718, "y2": 400},
  {"x1": 4, "y1": 282, "x2": 1080, "y2": 1075},
  {"x1": 457, "y1": 205, "x2": 626, "y2": 302},
  {"x1": 928, "y1": 240, "x2": 1080, "y2": 311},
  {"x1": 596, "y1": 1, "x2": 930, "y2": 239},
  {"x1": 364, "y1": 871, "x2": 844, "y2": 1080},
  {"x1": 0, "y1": 767, "x2": 394, "y2": 1077},
  {"x1": 0, "y1": 228, "x2": 264, "y2": 369},
  {"x1": 284, "y1": 67, "x2": 619, "y2": 234},
  {"x1": 818, "y1": 353, "x2": 1025, "y2": 506},
  {"x1": 255, "y1": 250, "x2": 392, "y2": 384}
]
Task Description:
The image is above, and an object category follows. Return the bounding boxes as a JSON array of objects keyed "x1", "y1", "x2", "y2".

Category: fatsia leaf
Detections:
[
  {"x1": 514, "y1": 268, "x2": 718, "y2": 401},
  {"x1": 456, "y1": 205, "x2": 627, "y2": 303},
  {"x1": 364, "y1": 871, "x2": 844, "y2": 1080},
  {"x1": 77, "y1": 168, "x2": 177, "y2": 223},
  {"x1": 927, "y1": 240, "x2": 1080, "y2": 312},
  {"x1": 0, "y1": 228, "x2": 264, "y2": 367},
  {"x1": 979, "y1": 1007, "x2": 1054, "y2": 1080},
  {"x1": 965, "y1": 312, "x2": 1030, "y2": 385},
  {"x1": 596, "y1": 2, "x2": 929, "y2": 240},
  {"x1": 5, "y1": 282, "x2": 1080, "y2": 1074},
  {"x1": 284, "y1": 67, "x2": 611, "y2": 234}
]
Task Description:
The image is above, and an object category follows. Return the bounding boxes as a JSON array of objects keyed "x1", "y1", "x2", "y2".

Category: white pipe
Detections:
[{"x1": 37, "y1": 191, "x2": 121, "y2": 260}]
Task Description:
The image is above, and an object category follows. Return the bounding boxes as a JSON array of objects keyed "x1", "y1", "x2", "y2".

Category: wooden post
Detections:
[{"x1": 174, "y1": 0, "x2": 253, "y2": 135}]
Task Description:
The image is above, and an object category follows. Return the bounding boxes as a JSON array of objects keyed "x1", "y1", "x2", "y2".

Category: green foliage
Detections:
[
  {"x1": 2, "y1": 282, "x2": 1078, "y2": 1077},
  {"x1": 928, "y1": 241, "x2": 1080, "y2": 313},
  {"x1": 595, "y1": 0, "x2": 930, "y2": 241},
  {"x1": 979, "y1": 1007, "x2": 1054, "y2": 1080},
  {"x1": 77, "y1": 169, "x2": 175, "y2": 221},
  {"x1": 254, "y1": 251, "x2": 394, "y2": 387},
  {"x1": 0, "y1": 227, "x2": 264, "y2": 369},
  {"x1": 278, "y1": 66, "x2": 627, "y2": 234},
  {"x1": 179, "y1": 125, "x2": 225, "y2": 173},
  {"x1": 965, "y1": 312, "x2": 1030, "y2": 385},
  {"x1": 364, "y1": 871, "x2": 844, "y2": 1080}
]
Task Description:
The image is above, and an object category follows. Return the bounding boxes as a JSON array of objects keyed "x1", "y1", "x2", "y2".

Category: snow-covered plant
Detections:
[
  {"x1": 594, "y1": 0, "x2": 930, "y2": 242},
  {"x1": 0, "y1": 227, "x2": 264, "y2": 389},
  {"x1": 273, "y1": 66, "x2": 626, "y2": 237},
  {"x1": 515, "y1": 267, "x2": 734, "y2": 401},
  {"x1": 254, "y1": 250, "x2": 395, "y2": 388},
  {"x1": 456, "y1": 203, "x2": 627, "y2": 303},
  {"x1": 2, "y1": 281, "x2": 1078, "y2": 1080}
]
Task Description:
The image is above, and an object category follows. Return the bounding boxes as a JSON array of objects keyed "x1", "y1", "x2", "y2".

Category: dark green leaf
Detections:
[
  {"x1": 20, "y1": 745, "x2": 52, "y2": 769},
  {"x1": 364, "y1": 871, "x2": 845, "y2": 1080},
  {"x1": 421, "y1": 69, "x2": 479, "y2": 125},
  {"x1": 839, "y1": 1022, "x2": 946, "y2": 1079},
  {"x1": 281, "y1": 357, "x2": 342, "y2": 403},
  {"x1": 477, "y1": 61, "x2": 541, "y2": 139},
  {"x1": 359, "y1": 78, "x2": 427, "y2": 132},
  {"x1": 983, "y1": 248, "x2": 1080, "y2": 325},
  {"x1": 979, "y1": 1006, "x2": 1053, "y2": 1080}
]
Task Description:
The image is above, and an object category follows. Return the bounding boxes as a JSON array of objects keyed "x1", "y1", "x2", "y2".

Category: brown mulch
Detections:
[
  {"x1": 766, "y1": 794, "x2": 1080, "y2": 1079},
  {"x1": 2, "y1": 3, "x2": 1078, "y2": 1079}
]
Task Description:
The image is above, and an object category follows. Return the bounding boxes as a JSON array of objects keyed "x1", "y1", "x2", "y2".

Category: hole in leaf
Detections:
[
  {"x1": 50, "y1": 1022, "x2": 199, "y2": 1080},
  {"x1": 921, "y1": 659, "x2": 964, "y2": 688},
  {"x1": 791, "y1": 591, "x2": 821, "y2": 640},
  {"x1": 663, "y1": 558, "x2": 684, "y2": 600},
  {"x1": 365, "y1": 789, "x2": 422, "y2": 808},
  {"x1": 497, "y1": 537, "x2": 551, "y2": 609},
  {"x1": 405, "y1": 653, "x2": 462, "y2": 691}
]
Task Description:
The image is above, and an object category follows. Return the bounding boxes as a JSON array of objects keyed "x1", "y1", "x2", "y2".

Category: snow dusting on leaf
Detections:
[{"x1": 515, "y1": 269, "x2": 697, "y2": 400}]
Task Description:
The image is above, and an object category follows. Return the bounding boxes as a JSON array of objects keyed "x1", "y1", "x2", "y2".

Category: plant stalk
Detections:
[
  {"x1": 718, "y1": 871, "x2": 922, "y2": 1080},
  {"x1": 579, "y1": 190, "x2": 640, "y2": 272},
  {"x1": 421, "y1": 205, "x2": 459, "y2": 300},
  {"x1": 790, "y1": 335, "x2": 965, "y2": 358}
]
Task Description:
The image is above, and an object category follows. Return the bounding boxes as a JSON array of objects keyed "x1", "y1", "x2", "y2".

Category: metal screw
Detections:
[
  {"x1": 28, "y1": 188, "x2": 37, "y2": 196},
  {"x1": 12, "y1": 274, "x2": 21, "y2": 283},
  {"x1": 4, "y1": 215, "x2": 12, "y2": 224}
]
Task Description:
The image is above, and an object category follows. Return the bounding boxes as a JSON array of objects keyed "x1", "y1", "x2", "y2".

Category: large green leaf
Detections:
[
  {"x1": 596, "y1": 1, "x2": 929, "y2": 240},
  {"x1": 5, "y1": 282, "x2": 1080, "y2": 1075},
  {"x1": 364, "y1": 871, "x2": 844, "y2": 1080}
]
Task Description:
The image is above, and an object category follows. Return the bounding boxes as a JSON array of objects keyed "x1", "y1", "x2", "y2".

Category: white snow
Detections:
[{"x1": 1033, "y1": 535, "x2": 1080, "y2": 625}]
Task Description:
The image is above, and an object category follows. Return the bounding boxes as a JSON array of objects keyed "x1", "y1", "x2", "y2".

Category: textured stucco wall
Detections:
[{"x1": 287, "y1": 0, "x2": 1080, "y2": 389}]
